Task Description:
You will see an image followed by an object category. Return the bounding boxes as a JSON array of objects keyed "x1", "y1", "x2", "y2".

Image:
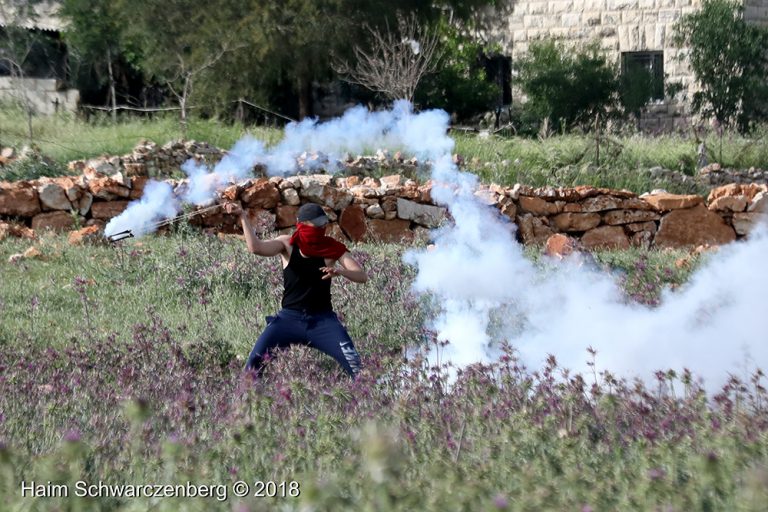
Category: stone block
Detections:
[
  {"x1": 37, "y1": 182, "x2": 71, "y2": 211},
  {"x1": 339, "y1": 204, "x2": 367, "y2": 242},
  {"x1": 275, "y1": 205, "x2": 299, "y2": 229},
  {"x1": 732, "y1": 213, "x2": 763, "y2": 236},
  {"x1": 91, "y1": 200, "x2": 129, "y2": 220},
  {"x1": 654, "y1": 204, "x2": 736, "y2": 248},
  {"x1": 603, "y1": 210, "x2": 661, "y2": 225},
  {"x1": 551, "y1": 212, "x2": 602, "y2": 232},
  {"x1": 366, "y1": 219, "x2": 414, "y2": 243},
  {"x1": 31, "y1": 211, "x2": 76, "y2": 232},
  {"x1": 0, "y1": 181, "x2": 41, "y2": 217},
  {"x1": 241, "y1": 179, "x2": 280, "y2": 209},
  {"x1": 581, "y1": 225, "x2": 630, "y2": 250},
  {"x1": 396, "y1": 198, "x2": 447, "y2": 228},
  {"x1": 643, "y1": 192, "x2": 703, "y2": 211}
]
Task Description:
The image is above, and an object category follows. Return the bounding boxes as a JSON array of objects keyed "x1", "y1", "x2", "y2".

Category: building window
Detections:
[
  {"x1": 621, "y1": 51, "x2": 664, "y2": 102},
  {"x1": 483, "y1": 54, "x2": 513, "y2": 107}
]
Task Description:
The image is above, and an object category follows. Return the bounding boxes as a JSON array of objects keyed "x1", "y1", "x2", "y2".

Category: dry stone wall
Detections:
[
  {"x1": 698, "y1": 163, "x2": 768, "y2": 187},
  {"x1": 66, "y1": 140, "x2": 225, "y2": 178},
  {"x1": 1, "y1": 168, "x2": 765, "y2": 251},
  {"x1": 1, "y1": 141, "x2": 766, "y2": 248}
]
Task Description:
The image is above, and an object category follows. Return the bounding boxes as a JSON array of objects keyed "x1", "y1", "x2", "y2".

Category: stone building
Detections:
[
  {"x1": 480, "y1": 0, "x2": 768, "y2": 131},
  {"x1": 0, "y1": 1, "x2": 79, "y2": 115}
]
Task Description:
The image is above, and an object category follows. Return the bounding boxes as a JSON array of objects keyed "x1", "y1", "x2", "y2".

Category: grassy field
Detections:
[
  {"x1": 2, "y1": 107, "x2": 768, "y2": 509},
  {"x1": 1, "y1": 230, "x2": 767, "y2": 511},
  {"x1": 2, "y1": 105, "x2": 768, "y2": 194}
]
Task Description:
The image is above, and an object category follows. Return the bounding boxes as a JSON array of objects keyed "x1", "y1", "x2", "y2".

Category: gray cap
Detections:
[{"x1": 297, "y1": 203, "x2": 329, "y2": 226}]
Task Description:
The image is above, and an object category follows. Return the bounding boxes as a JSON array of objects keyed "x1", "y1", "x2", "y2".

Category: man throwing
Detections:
[{"x1": 226, "y1": 201, "x2": 367, "y2": 378}]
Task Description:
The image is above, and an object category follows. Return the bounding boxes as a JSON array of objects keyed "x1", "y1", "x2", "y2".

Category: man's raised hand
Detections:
[{"x1": 224, "y1": 201, "x2": 243, "y2": 216}]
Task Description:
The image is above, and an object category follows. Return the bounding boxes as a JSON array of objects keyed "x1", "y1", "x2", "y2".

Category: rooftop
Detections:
[{"x1": 0, "y1": 1, "x2": 65, "y2": 32}]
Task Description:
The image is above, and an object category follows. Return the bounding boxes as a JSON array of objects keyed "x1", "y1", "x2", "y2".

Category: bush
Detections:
[
  {"x1": 514, "y1": 40, "x2": 619, "y2": 132},
  {"x1": 0, "y1": 150, "x2": 70, "y2": 181}
]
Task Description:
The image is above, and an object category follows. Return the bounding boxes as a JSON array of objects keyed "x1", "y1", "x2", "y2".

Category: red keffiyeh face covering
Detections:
[{"x1": 289, "y1": 223, "x2": 348, "y2": 260}]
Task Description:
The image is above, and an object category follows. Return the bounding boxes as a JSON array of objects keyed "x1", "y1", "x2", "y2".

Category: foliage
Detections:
[
  {"x1": 56, "y1": 1, "x2": 498, "y2": 120},
  {"x1": 619, "y1": 61, "x2": 659, "y2": 118},
  {"x1": 0, "y1": 1, "x2": 50, "y2": 76},
  {"x1": 59, "y1": 0, "x2": 122, "y2": 67},
  {"x1": 415, "y1": 21, "x2": 501, "y2": 120},
  {"x1": 1, "y1": 232, "x2": 767, "y2": 510},
  {"x1": 673, "y1": 0, "x2": 768, "y2": 130},
  {"x1": 514, "y1": 40, "x2": 620, "y2": 132},
  {"x1": 59, "y1": 0, "x2": 141, "y2": 113},
  {"x1": 112, "y1": 0, "x2": 254, "y2": 128},
  {"x1": 0, "y1": 104, "x2": 279, "y2": 163},
  {"x1": 453, "y1": 130, "x2": 722, "y2": 194},
  {"x1": 0, "y1": 149, "x2": 69, "y2": 181}
]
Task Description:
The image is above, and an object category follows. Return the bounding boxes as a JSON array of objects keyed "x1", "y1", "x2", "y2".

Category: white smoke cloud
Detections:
[
  {"x1": 181, "y1": 135, "x2": 267, "y2": 206},
  {"x1": 260, "y1": 99, "x2": 441, "y2": 173},
  {"x1": 104, "y1": 180, "x2": 179, "y2": 239},
  {"x1": 405, "y1": 134, "x2": 768, "y2": 390}
]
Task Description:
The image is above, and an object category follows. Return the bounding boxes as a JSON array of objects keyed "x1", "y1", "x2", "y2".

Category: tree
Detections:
[
  {"x1": 62, "y1": 0, "x2": 498, "y2": 123},
  {"x1": 514, "y1": 40, "x2": 619, "y2": 132},
  {"x1": 673, "y1": 0, "x2": 768, "y2": 131},
  {"x1": 186, "y1": 0, "x2": 498, "y2": 119},
  {"x1": 334, "y1": 13, "x2": 440, "y2": 102},
  {"x1": 60, "y1": 0, "x2": 126, "y2": 121},
  {"x1": 114, "y1": 0, "x2": 252, "y2": 132}
]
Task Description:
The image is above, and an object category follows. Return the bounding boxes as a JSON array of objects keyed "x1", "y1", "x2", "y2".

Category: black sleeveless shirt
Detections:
[{"x1": 281, "y1": 244, "x2": 333, "y2": 313}]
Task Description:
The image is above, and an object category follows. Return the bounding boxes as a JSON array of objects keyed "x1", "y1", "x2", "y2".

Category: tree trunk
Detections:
[
  {"x1": 236, "y1": 98, "x2": 244, "y2": 124},
  {"x1": 179, "y1": 76, "x2": 191, "y2": 138},
  {"x1": 106, "y1": 48, "x2": 117, "y2": 123},
  {"x1": 297, "y1": 76, "x2": 312, "y2": 120},
  {"x1": 594, "y1": 112, "x2": 601, "y2": 167}
]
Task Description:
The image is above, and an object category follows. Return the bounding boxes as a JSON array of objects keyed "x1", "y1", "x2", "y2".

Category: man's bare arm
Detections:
[{"x1": 321, "y1": 252, "x2": 368, "y2": 283}]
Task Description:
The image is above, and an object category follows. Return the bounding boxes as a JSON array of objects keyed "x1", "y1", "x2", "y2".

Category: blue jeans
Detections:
[{"x1": 245, "y1": 309, "x2": 361, "y2": 377}]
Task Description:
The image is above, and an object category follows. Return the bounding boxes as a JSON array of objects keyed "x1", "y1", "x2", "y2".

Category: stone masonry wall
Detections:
[
  {"x1": 0, "y1": 77, "x2": 80, "y2": 116},
  {"x1": 480, "y1": 0, "x2": 702, "y2": 131},
  {"x1": 745, "y1": 0, "x2": 768, "y2": 26}
]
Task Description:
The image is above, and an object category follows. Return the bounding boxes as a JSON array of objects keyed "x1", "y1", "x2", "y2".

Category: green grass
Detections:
[
  {"x1": 0, "y1": 105, "x2": 280, "y2": 164},
  {"x1": 453, "y1": 127, "x2": 768, "y2": 175},
  {"x1": 2, "y1": 231, "x2": 767, "y2": 511},
  {"x1": 453, "y1": 128, "x2": 768, "y2": 193},
  {"x1": 2, "y1": 102, "x2": 768, "y2": 194},
  {"x1": 0, "y1": 229, "x2": 421, "y2": 357}
]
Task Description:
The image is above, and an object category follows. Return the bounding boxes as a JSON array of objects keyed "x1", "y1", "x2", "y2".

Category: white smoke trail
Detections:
[
  {"x1": 181, "y1": 135, "x2": 267, "y2": 206},
  {"x1": 104, "y1": 181, "x2": 178, "y2": 238},
  {"x1": 105, "y1": 101, "x2": 443, "y2": 238}
]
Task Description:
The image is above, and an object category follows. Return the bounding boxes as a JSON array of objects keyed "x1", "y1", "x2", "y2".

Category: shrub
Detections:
[
  {"x1": 0, "y1": 150, "x2": 70, "y2": 181},
  {"x1": 673, "y1": 0, "x2": 768, "y2": 131},
  {"x1": 514, "y1": 39, "x2": 619, "y2": 132}
]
